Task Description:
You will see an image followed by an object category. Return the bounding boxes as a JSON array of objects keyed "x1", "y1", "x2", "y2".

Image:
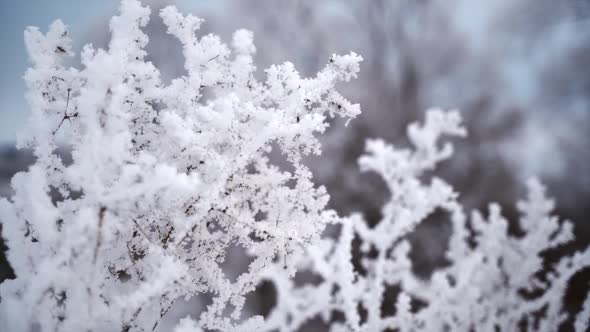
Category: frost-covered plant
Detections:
[
  {"x1": 0, "y1": 1, "x2": 589, "y2": 332},
  {"x1": 224, "y1": 110, "x2": 590, "y2": 332},
  {"x1": 0, "y1": 1, "x2": 361, "y2": 331}
]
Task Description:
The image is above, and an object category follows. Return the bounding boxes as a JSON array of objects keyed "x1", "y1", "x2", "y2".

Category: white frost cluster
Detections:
[
  {"x1": 238, "y1": 110, "x2": 590, "y2": 332},
  {"x1": 0, "y1": 1, "x2": 588, "y2": 332}
]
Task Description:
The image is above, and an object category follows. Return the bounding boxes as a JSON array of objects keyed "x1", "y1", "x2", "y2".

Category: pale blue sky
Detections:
[
  {"x1": 0, "y1": 1, "x2": 117, "y2": 143},
  {"x1": 0, "y1": 0, "x2": 219, "y2": 143}
]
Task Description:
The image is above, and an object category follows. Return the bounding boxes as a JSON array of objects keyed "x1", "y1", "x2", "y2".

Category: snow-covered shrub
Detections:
[
  {"x1": 0, "y1": 1, "x2": 588, "y2": 331},
  {"x1": 250, "y1": 110, "x2": 590, "y2": 331},
  {"x1": 0, "y1": 1, "x2": 360, "y2": 330}
]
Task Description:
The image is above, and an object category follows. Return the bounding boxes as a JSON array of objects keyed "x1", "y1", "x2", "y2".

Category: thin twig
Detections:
[
  {"x1": 131, "y1": 218, "x2": 156, "y2": 246},
  {"x1": 93, "y1": 206, "x2": 107, "y2": 264},
  {"x1": 199, "y1": 54, "x2": 220, "y2": 68},
  {"x1": 53, "y1": 88, "x2": 78, "y2": 135},
  {"x1": 151, "y1": 298, "x2": 175, "y2": 331}
]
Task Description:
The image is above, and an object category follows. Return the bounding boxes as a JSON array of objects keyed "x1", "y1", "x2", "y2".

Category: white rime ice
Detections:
[{"x1": 0, "y1": 1, "x2": 588, "y2": 331}]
